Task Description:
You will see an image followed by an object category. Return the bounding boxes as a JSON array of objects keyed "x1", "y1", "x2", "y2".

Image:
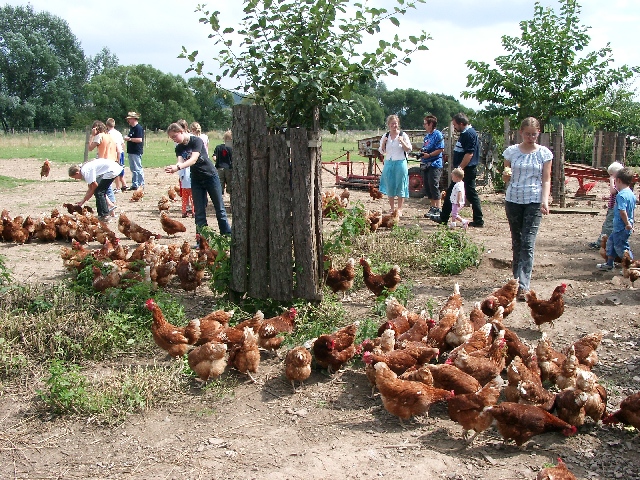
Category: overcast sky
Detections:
[{"x1": 6, "y1": 0, "x2": 640, "y2": 110}]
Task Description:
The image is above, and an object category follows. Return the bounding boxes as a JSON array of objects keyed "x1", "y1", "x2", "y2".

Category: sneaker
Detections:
[
  {"x1": 182, "y1": 212, "x2": 188, "y2": 218},
  {"x1": 113, "y1": 188, "x2": 121, "y2": 194},
  {"x1": 129, "y1": 186, "x2": 138, "y2": 191},
  {"x1": 121, "y1": 185, "x2": 128, "y2": 191},
  {"x1": 468, "y1": 222, "x2": 484, "y2": 228},
  {"x1": 431, "y1": 216, "x2": 444, "y2": 224},
  {"x1": 448, "y1": 222, "x2": 457, "y2": 229},
  {"x1": 517, "y1": 287, "x2": 528, "y2": 302},
  {"x1": 589, "y1": 241, "x2": 600, "y2": 250},
  {"x1": 98, "y1": 216, "x2": 111, "y2": 223},
  {"x1": 462, "y1": 219, "x2": 469, "y2": 230},
  {"x1": 596, "y1": 263, "x2": 614, "y2": 271}
]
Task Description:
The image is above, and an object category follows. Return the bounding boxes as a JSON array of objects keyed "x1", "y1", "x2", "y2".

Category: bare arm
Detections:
[
  {"x1": 78, "y1": 181, "x2": 98, "y2": 205},
  {"x1": 165, "y1": 152, "x2": 200, "y2": 174},
  {"x1": 458, "y1": 152, "x2": 473, "y2": 169},
  {"x1": 619, "y1": 210, "x2": 633, "y2": 231},
  {"x1": 540, "y1": 160, "x2": 552, "y2": 214}
]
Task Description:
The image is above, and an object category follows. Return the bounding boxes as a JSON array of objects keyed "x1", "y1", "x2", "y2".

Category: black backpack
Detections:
[{"x1": 385, "y1": 130, "x2": 407, "y2": 158}]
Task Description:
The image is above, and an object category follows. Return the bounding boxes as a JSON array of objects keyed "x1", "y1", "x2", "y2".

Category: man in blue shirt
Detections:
[
  {"x1": 430, "y1": 112, "x2": 484, "y2": 227},
  {"x1": 124, "y1": 111, "x2": 145, "y2": 191}
]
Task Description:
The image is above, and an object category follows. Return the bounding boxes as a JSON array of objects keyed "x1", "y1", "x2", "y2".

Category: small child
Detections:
[
  {"x1": 178, "y1": 158, "x2": 194, "y2": 218},
  {"x1": 590, "y1": 161, "x2": 624, "y2": 249},
  {"x1": 448, "y1": 167, "x2": 469, "y2": 229},
  {"x1": 597, "y1": 167, "x2": 635, "y2": 270}
]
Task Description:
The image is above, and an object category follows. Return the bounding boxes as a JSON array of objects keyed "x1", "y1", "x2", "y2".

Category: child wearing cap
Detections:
[{"x1": 589, "y1": 161, "x2": 624, "y2": 249}]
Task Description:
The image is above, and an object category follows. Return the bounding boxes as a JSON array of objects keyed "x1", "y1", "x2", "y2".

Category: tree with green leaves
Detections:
[
  {"x1": 379, "y1": 89, "x2": 472, "y2": 129},
  {"x1": 182, "y1": 0, "x2": 429, "y2": 132},
  {"x1": 187, "y1": 77, "x2": 234, "y2": 130},
  {"x1": 84, "y1": 65, "x2": 199, "y2": 131},
  {"x1": 586, "y1": 87, "x2": 640, "y2": 135},
  {"x1": 0, "y1": 5, "x2": 88, "y2": 131},
  {"x1": 463, "y1": 0, "x2": 639, "y2": 128}
]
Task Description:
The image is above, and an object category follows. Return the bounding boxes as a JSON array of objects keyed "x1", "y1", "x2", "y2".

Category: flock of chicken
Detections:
[
  {"x1": 146, "y1": 275, "x2": 639, "y2": 479},
  {"x1": 321, "y1": 187, "x2": 401, "y2": 231}
]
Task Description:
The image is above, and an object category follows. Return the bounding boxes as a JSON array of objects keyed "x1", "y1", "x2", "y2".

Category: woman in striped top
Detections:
[{"x1": 502, "y1": 117, "x2": 553, "y2": 300}]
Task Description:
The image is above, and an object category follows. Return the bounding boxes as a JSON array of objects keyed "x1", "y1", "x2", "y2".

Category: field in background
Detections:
[{"x1": 0, "y1": 129, "x2": 383, "y2": 169}]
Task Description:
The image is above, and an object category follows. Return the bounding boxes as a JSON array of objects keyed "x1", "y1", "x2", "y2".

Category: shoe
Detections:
[
  {"x1": 596, "y1": 263, "x2": 614, "y2": 271},
  {"x1": 113, "y1": 188, "x2": 121, "y2": 194},
  {"x1": 448, "y1": 222, "x2": 457, "y2": 229},
  {"x1": 182, "y1": 212, "x2": 188, "y2": 218},
  {"x1": 98, "y1": 216, "x2": 111, "y2": 223},
  {"x1": 121, "y1": 185, "x2": 128, "y2": 191},
  {"x1": 129, "y1": 186, "x2": 138, "y2": 191},
  {"x1": 468, "y1": 222, "x2": 484, "y2": 228},
  {"x1": 517, "y1": 287, "x2": 528, "y2": 302},
  {"x1": 108, "y1": 205, "x2": 117, "y2": 213},
  {"x1": 431, "y1": 216, "x2": 444, "y2": 224},
  {"x1": 462, "y1": 220, "x2": 469, "y2": 230},
  {"x1": 589, "y1": 241, "x2": 600, "y2": 249}
]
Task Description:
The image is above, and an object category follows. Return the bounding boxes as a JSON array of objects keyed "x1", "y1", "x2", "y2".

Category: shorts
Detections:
[
  {"x1": 119, "y1": 152, "x2": 125, "y2": 176},
  {"x1": 423, "y1": 167, "x2": 442, "y2": 200}
]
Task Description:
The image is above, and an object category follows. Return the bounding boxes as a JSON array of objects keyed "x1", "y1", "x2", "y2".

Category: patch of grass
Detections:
[
  {"x1": 37, "y1": 359, "x2": 188, "y2": 424},
  {"x1": 0, "y1": 175, "x2": 37, "y2": 189},
  {"x1": 426, "y1": 228, "x2": 483, "y2": 275}
]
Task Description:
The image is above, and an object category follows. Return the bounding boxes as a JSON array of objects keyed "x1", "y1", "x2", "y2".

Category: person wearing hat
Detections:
[{"x1": 124, "y1": 111, "x2": 145, "y2": 190}]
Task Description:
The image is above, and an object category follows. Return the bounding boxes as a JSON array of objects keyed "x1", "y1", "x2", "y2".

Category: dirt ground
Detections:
[{"x1": 1, "y1": 158, "x2": 639, "y2": 480}]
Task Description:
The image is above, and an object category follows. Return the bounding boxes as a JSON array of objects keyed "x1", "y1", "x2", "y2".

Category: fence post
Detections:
[{"x1": 552, "y1": 123, "x2": 566, "y2": 208}]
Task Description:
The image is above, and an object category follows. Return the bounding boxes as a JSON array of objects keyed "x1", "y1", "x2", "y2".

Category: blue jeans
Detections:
[
  {"x1": 191, "y1": 173, "x2": 231, "y2": 234},
  {"x1": 95, "y1": 177, "x2": 116, "y2": 217},
  {"x1": 606, "y1": 229, "x2": 632, "y2": 260},
  {"x1": 128, "y1": 153, "x2": 144, "y2": 188},
  {"x1": 505, "y1": 201, "x2": 542, "y2": 292},
  {"x1": 106, "y1": 186, "x2": 115, "y2": 204}
]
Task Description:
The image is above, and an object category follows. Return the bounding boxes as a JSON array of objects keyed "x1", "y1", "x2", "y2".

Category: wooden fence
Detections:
[
  {"x1": 229, "y1": 105, "x2": 323, "y2": 302},
  {"x1": 592, "y1": 131, "x2": 626, "y2": 168}
]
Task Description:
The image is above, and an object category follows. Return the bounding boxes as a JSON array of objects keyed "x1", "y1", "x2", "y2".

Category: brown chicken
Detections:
[
  {"x1": 324, "y1": 257, "x2": 356, "y2": 299},
  {"x1": 554, "y1": 387, "x2": 588, "y2": 427},
  {"x1": 426, "y1": 284, "x2": 463, "y2": 350},
  {"x1": 368, "y1": 183, "x2": 383, "y2": 200},
  {"x1": 485, "y1": 402, "x2": 577, "y2": 446},
  {"x1": 257, "y1": 307, "x2": 298, "y2": 354},
  {"x1": 480, "y1": 278, "x2": 518, "y2": 317},
  {"x1": 188, "y1": 341, "x2": 228, "y2": 382},
  {"x1": 451, "y1": 331, "x2": 507, "y2": 385},
  {"x1": 447, "y1": 375, "x2": 504, "y2": 444},
  {"x1": 603, "y1": 391, "x2": 640, "y2": 430},
  {"x1": 145, "y1": 298, "x2": 197, "y2": 358},
  {"x1": 536, "y1": 458, "x2": 577, "y2": 480},
  {"x1": 312, "y1": 321, "x2": 360, "y2": 373},
  {"x1": 447, "y1": 323, "x2": 495, "y2": 365},
  {"x1": 377, "y1": 311, "x2": 412, "y2": 338},
  {"x1": 339, "y1": 187, "x2": 350, "y2": 205},
  {"x1": 40, "y1": 159, "x2": 51, "y2": 179},
  {"x1": 556, "y1": 346, "x2": 587, "y2": 390},
  {"x1": 160, "y1": 211, "x2": 186, "y2": 236},
  {"x1": 621, "y1": 250, "x2": 640, "y2": 283},
  {"x1": 360, "y1": 328, "x2": 396, "y2": 354},
  {"x1": 576, "y1": 369, "x2": 607, "y2": 422},
  {"x1": 469, "y1": 301, "x2": 486, "y2": 331},
  {"x1": 445, "y1": 309, "x2": 475, "y2": 348},
  {"x1": 384, "y1": 296, "x2": 425, "y2": 325},
  {"x1": 366, "y1": 210, "x2": 382, "y2": 232},
  {"x1": 92, "y1": 264, "x2": 121, "y2": 292},
  {"x1": 536, "y1": 333, "x2": 567, "y2": 384},
  {"x1": 285, "y1": 346, "x2": 312, "y2": 392},
  {"x1": 526, "y1": 283, "x2": 569, "y2": 328},
  {"x1": 374, "y1": 361, "x2": 453, "y2": 422},
  {"x1": 158, "y1": 195, "x2": 171, "y2": 211},
  {"x1": 129, "y1": 222, "x2": 161, "y2": 243},
  {"x1": 130, "y1": 188, "x2": 144, "y2": 202},
  {"x1": 424, "y1": 363, "x2": 482, "y2": 395},
  {"x1": 568, "y1": 332, "x2": 602, "y2": 369},
  {"x1": 379, "y1": 209, "x2": 399, "y2": 229},
  {"x1": 362, "y1": 344, "x2": 437, "y2": 376},
  {"x1": 176, "y1": 256, "x2": 206, "y2": 293},
  {"x1": 195, "y1": 234, "x2": 219, "y2": 266},
  {"x1": 505, "y1": 356, "x2": 556, "y2": 412},
  {"x1": 62, "y1": 203, "x2": 93, "y2": 215},
  {"x1": 492, "y1": 317, "x2": 531, "y2": 365},
  {"x1": 360, "y1": 257, "x2": 401, "y2": 297},
  {"x1": 167, "y1": 186, "x2": 179, "y2": 201},
  {"x1": 228, "y1": 327, "x2": 261, "y2": 382},
  {"x1": 395, "y1": 317, "x2": 435, "y2": 347}
]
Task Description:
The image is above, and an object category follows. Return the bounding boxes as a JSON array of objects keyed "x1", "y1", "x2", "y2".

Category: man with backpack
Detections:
[{"x1": 213, "y1": 130, "x2": 233, "y2": 196}]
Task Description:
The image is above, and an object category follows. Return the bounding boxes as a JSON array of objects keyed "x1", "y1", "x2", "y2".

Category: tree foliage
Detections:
[
  {"x1": 463, "y1": 0, "x2": 639, "y2": 128},
  {"x1": 187, "y1": 77, "x2": 233, "y2": 130},
  {"x1": 84, "y1": 65, "x2": 199, "y2": 131},
  {"x1": 183, "y1": 0, "x2": 430, "y2": 132},
  {"x1": 0, "y1": 5, "x2": 88, "y2": 131},
  {"x1": 585, "y1": 87, "x2": 640, "y2": 135},
  {"x1": 379, "y1": 89, "x2": 472, "y2": 129}
]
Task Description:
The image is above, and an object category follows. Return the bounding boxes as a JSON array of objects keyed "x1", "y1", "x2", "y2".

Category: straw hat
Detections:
[{"x1": 126, "y1": 111, "x2": 141, "y2": 119}]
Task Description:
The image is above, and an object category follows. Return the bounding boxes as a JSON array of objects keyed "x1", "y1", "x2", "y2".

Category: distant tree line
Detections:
[{"x1": 0, "y1": 5, "x2": 473, "y2": 134}]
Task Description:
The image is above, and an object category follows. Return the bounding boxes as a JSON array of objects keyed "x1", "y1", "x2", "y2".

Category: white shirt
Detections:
[
  {"x1": 450, "y1": 180, "x2": 465, "y2": 207},
  {"x1": 80, "y1": 159, "x2": 122, "y2": 183},
  {"x1": 380, "y1": 131, "x2": 410, "y2": 161},
  {"x1": 108, "y1": 128, "x2": 125, "y2": 153}
]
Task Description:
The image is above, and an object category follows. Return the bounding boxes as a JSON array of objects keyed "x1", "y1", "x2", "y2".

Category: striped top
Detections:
[{"x1": 503, "y1": 144, "x2": 553, "y2": 204}]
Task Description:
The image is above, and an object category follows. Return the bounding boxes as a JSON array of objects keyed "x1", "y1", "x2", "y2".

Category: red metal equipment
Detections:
[
  {"x1": 321, "y1": 150, "x2": 382, "y2": 189},
  {"x1": 564, "y1": 163, "x2": 640, "y2": 196}
]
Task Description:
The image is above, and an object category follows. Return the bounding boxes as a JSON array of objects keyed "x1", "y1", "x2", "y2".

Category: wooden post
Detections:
[
  {"x1": 268, "y1": 134, "x2": 294, "y2": 300},
  {"x1": 230, "y1": 105, "x2": 252, "y2": 294},
  {"x1": 291, "y1": 126, "x2": 322, "y2": 301},
  {"x1": 592, "y1": 130, "x2": 603, "y2": 168},
  {"x1": 247, "y1": 113, "x2": 269, "y2": 299},
  {"x1": 615, "y1": 133, "x2": 626, "y2": 164},
  {"x1": 552, "y1": 123, "x2": 566, "y2": 208}
]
